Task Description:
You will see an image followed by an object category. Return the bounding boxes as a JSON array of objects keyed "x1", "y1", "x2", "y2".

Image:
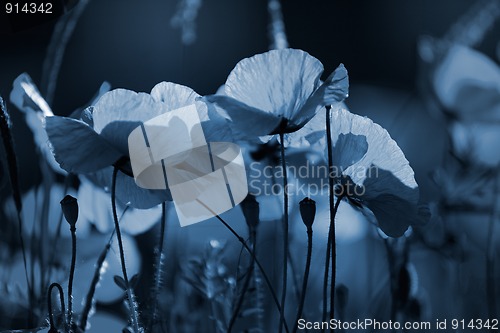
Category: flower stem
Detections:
[
  {"x1": 228, "y1": 229, "x2": 256, "y2": 332},
  {"x1": 111, "y1": 167, "x2": 141, "y2": 333},
  {"x1": 293, "y1": 226, "x2": 313, "y2": 333},
  {"x1": 486, "y1": 173, "x2": 499, "y2": 319},
  {"x1": 279, "y1": 131, "x2": 289, "y2": 333},
  {"x1": 48, "y1": 282, "x2": 66, "y2": 332},
  {"x1": 0, "y1": 97, "x2": 33, "y2": 324},
  {"x1": 149, "y1": 202, "x2": 167, "y2": 332},
  {"x1": 67, "y1": 222, "x2": 77, "y2": 332},
  {"x1": 324, "y1": 104, "x2": 346, "y2": 325},
  {"x1": 212, "y1": 214, "x2": 290, "y2": 333},
  {"x1": 79, "y1": 231, "x2": 115, "y2": 332}
]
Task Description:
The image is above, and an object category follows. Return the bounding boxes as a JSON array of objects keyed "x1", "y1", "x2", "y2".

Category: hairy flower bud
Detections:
[
  {"x1": 60, "y1": 195, "x2": 78, "y2": 227},
  {"x1": 299, "y1": 197, "x2": 316, "y2": 228}
]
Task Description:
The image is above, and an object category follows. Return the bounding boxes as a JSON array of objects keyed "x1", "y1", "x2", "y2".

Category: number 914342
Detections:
[{"x1": 5, "y1": 2, "x2": 53, "y2": 14}]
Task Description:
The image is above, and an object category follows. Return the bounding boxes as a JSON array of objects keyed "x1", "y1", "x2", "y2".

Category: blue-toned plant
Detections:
[{"x1": 205, "y1": 48, "x2": 348, "y2": 332}]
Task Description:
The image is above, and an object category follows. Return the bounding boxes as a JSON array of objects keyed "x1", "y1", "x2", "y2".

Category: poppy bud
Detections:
[
  {"x1": 299, "y1": 197, "x2": 316, "y2": 228},
  {"x1": 60, "y1": 195, "x2": 78, "y2": 228},
  {"x1": 240, "y1": 194, "x2": 260, "y2": 230}
]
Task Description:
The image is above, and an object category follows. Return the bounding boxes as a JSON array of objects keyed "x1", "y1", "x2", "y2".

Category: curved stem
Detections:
[
  {"x1": 228, "y1": 230, "x2": 256, "y2": 332},
  {"x1": 293, "y1": 227, "x2": 313, "y2": 333},
  {"x1": 67, "y1": 224, "x2": 77, "y2": 332},
  {"x1": 111, "y1": 167, "x2": 140, "y2": 333},
  {"x1": 48, "y1": 282, "x2": 66, "y2": 332},
  {"x1": 279, "y1": 131, "x2": 289, "y2": 333},
  {"x1": 213, "y1": 214, "x2": 290, "y2": 333}
]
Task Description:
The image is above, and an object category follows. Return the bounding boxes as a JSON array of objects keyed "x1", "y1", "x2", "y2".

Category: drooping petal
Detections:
[
  {"x1": 224, "y1": 49, "x2": 324, "y2": 127},
  {"x1": 330, "y1": 108, "x2": 417, "y2": 191},
  {"x1": 10, "y1": 73, "x2": 53, "y2": 117},
  {"x1": 90, "y1": 167, "x2": 172, "y2": 209},
  {"x1": 204, "y1": 94, "x2": 282, "y2": 139},
  {"x1": 433, "y1": 44, "x2": 500, "y2": 120},
  {"x1": 9, "y1": 73, "x2": 65, "y2": 173},
  {"x1": 296, "y1": 63, "x2": 349, "y2": 128},
  {"x1": 329, "y1": 108, "x2": 419, "y2": 237},
  {"x1": 45, "y1": 116, "x2": 123, "y2": 173},
  {"x1": 77, "y1": 178, "x2": 162, "y2": 234},
  {"x1": 362, "y1": 168, "x2": 419, "y2": 237}
]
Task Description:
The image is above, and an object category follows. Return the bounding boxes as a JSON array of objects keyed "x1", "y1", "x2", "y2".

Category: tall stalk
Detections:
[
  {"x1": 0, "y1": 97, "x2": 33, "y2": 324},
  {"x1": 111, "y1": 167, "x2": 141, "y2": 333},
  {"x1": 293, "y1": 226, "x2": 313, "y2": 333},
  {"x1": 79, "y1": 230, "x2": 115, "y2": 332},
  {"x1": 149, "y1": 202, "x2": 167, "y2": 331},
  {"x1": 486, "y1": 173, "x2": 499, "y2": 319},
  {"x1": 209, "y1": 212, "x2": 290, "y2": 333},
  {"x1": 278, "y1": 131, "x2": 289, "y2": 333},
  {"x1": 228, "y1": 229, "x2": 256, "y2": 332}
]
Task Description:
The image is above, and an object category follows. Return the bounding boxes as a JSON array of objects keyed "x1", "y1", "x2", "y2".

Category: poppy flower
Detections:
[
  {"x1": 45, "y1": 82, "x2": 220, "y2": 208},
  {"x1": 327, "y1": 107, "x2": 420, "y2": 237},
  {"x1": 204, "y1": 48, "x2": 348, "y2": 141}
]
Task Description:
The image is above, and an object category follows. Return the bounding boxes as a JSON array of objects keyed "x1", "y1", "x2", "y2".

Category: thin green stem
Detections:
[
  {"x1": 279, "y1": 131, "x2": 289, "y2": 333},
  {"x1": 293, "y1": 227, "x2": 313, "y2": 333},
  {"x1": 0, "y1": 98, "x2": 33, "y2": 324},
  {"x1": 486, "y1": 173, "x2": 499, "y2": 319},
  {"x1": 79, "y1": 230, "x2": 115, "y2": 332},
  {"x1": 111, "y1": 167, "x2": 141, "y2": 333},
  {"x1": 149, "y1": 202, "x2": 167, "y2": 331},
  {"x1": 213, "y1": 214, "x2": 290, "y2": 333},
  {"x1": 325, "y1": 104, "x2": 337, "y2": 322},
  {"x1": 48, "y1": 282, "x2": 66, "y2": 332},
  {"x1": 67, "y1": 224, "x2": 77, "y2": 332},
  {"x1": 228, "y1": 230, "x2": 256, "y2": 332},
  {"x1": 321, "y1": 230, "x2": 331, "y2": 331}
]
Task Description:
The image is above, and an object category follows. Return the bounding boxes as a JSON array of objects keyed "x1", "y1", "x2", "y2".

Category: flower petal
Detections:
[
  {"x1": 297, "y1": 64, "x2": 349, "y2": 128},
  {"x1": 78, "y1": 178, "x2": 162, "y2": 234},
  {"x1": 204, "y1": 95, "x2": 282, "y2": 139},
  {"x1": 224, "y1": 49, "x2": 324, "y2": 125},
  {"x1": 330, "y1": 108, "x2": 417, "y2": 192},
  {"x1": 329, "y1": 108, "x2": 419, "y2": 236},
  {"x1": 10, "y1": 73, "x2": 53, "y2": 117},
  {"x1": 45, "y1": 116, "x2": 123, "y2": 173},
  {"x1": 90, "y1": 167, "x2": 172, "y2": 209},
  {"x1": 92, "y1": 88, "x2": 165, "y2": 134},
  {"x1": 433, "y1": 44, "x2": 500, "y2": 120},
  {"x1": 450, "y1": 121, "x2": 500, "y2": 167},
  {"x1": 150, "y1": 81, "x2": 199, "y2": 109},
  {"x1": 362, "y1": 168, "x2": 419, "y2": 237}
]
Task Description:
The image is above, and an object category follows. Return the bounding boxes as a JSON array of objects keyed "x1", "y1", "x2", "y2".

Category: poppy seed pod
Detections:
[
  {"x1": 240, "y1": 194, "x2": 260, "y2": 230},
  {"x1": 299, "y1": 197, "x2": 316, "y2": 228},
  {"x1": 60, "y1": 195, "x2": 78, "y2": 227}
]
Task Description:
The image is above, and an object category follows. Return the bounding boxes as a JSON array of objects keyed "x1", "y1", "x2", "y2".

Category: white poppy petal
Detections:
[
  {"x1": 45, "y1": 116, "x2": 123, "y2": 173},
  {"x1": 224, "y1": 49, "x2": 324, "y2": 125},
  {"x1": 204, "y1": 95, "x2": 282, "y2": 139}
]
